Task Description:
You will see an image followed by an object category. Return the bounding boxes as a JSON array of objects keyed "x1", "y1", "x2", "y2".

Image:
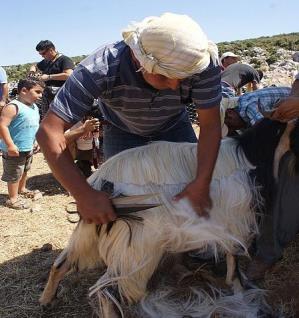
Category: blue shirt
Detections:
[
  {"x1": 238, "y1": 86, "x2": 291, "y2": 125},
  {"x1": 0, "y1": 99, "x2": 40, "y2": 152},
  {"x1": 51, "y1": 41, "x2": 222, "y2": 136}
]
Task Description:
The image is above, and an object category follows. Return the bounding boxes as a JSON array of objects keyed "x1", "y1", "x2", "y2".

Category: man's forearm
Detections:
[
  {"x1": 195, "y1": 125, "x2": 221, "y2": 186},
  {"x1": 46, "y1": 72, "x2": 72, "y2": 81}
]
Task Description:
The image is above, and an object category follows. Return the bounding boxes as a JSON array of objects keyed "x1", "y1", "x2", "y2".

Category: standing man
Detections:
[
  {"x1": 29, "y1": 40, "x2": 74, "y2": 118},
  {"x1": 0, "y1": 66, "x2": 8, "y2": 112},
  {"x1": 37, "y1": 13, "x2": 222, "y2": 224}
]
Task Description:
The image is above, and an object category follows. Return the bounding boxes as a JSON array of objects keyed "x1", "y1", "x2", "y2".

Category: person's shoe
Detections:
[{"x1": 246, "y1": 257, "x2": 274, "y2": 281}]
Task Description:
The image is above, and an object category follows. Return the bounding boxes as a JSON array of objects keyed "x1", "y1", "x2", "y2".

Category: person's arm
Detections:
[
  {"x1": 65, "y1": 118, "x2": 100, "y2": 144},
  {"x1": 271, "y1": 79, "x2": 299, "y2": 121},
  {"x1": 0, "y1": 104, "x2": 19, "y2": 156},
  {"x1": 39, "y1": 69, "x2": 73, "y2": 82},
  {"x1": 175, "y1": 105, "x2": 221, "y2": 216},
  {"x1": 0, "y1": 83, "x2": 8, "y2": 107}
]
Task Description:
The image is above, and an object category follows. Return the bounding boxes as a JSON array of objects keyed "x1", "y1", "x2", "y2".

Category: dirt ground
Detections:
[{"x1": 0, "y1": 152, "x2": 299, "y2": 318}]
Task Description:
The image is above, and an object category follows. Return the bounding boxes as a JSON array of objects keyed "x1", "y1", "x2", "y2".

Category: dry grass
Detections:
[{"x1": 0, "y1": 152, "x2": 299, "y2": 317}]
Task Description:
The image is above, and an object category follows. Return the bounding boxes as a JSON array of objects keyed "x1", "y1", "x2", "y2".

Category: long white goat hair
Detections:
[
  {"x1": 59, "y1": 140, "x2": 259, "y2": 304},
  {"x1": 136, "y1": 286, "x2": 266, "y2": 318}
]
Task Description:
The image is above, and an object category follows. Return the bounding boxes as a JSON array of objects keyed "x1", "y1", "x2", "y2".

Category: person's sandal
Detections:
[
  {"x1": 19, "y1": 189, "x2": 43, "y2": 200},
  {"x1": 5, "y1": 199, "x2": 30, "y2": 210}
]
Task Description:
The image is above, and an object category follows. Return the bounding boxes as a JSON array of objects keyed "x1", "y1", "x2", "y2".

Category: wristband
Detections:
[{"x1": 48, "y1": 74, "x2": 51, "y2": 80}]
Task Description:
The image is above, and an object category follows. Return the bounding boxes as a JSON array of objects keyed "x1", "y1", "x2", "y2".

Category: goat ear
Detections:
[{"x1": 111, "y1": 193, "x2": 159, "y2": 205}]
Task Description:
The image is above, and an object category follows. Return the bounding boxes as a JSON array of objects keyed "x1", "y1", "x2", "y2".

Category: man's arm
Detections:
[
  {"x1": 271, "y1": 78, "x2": 299, "y2": 121},
  {"x1": 40, "y1": 69, "x2": 73, "y2": 82},
  {"x1": 175, "y1": 105, "x2": 221, "y2": 216},
  {"x1": 36, "y1": 111, "x2": 116, "y2": 224}
]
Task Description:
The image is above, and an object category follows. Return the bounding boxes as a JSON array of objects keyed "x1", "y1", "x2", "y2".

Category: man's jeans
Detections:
[{"x1": 103, "y1": 118, "x2": 197, "y2": 159}]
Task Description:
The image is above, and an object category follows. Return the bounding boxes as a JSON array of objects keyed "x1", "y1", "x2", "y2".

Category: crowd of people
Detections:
[{"x1": 1, "y1": 12, "x2": 299, "y2": 283}]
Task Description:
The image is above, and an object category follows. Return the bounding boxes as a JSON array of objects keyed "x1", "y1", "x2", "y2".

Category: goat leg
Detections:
[
  {"x1": 98, "y1": 293, "x2": 121, "y2": 318},
  {"x1": 225, "y1": 253, "x2": 236, "y2": 285},
  {"x1": 39, "y1": 249, "x2": 71, "y2": 306}
]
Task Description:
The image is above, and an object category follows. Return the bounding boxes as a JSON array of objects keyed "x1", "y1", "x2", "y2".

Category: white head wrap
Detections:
[{"x1": 122, "y1": 13, "x2": 219, "y2": 79}]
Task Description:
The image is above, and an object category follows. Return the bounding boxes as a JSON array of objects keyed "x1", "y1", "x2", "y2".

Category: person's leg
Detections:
[
  {"x1": 36, "y1": 88, "x2": 53, "y2": 119},
  {"x1": 1, "y1": 153, "x2": 29, "y2": 208},
  {"x1": 18, "y1": 171, "x2": 28, "y2": 193},
  {"x1": 7, "y1": 181, "x2": 20, "y2": 203},
  {"x1": 18, "y1": 153, "x2": 33, "y2": 193},
  {"x1": 103, "y1": 124, "x2": 148, "y2": 159},
  {"x1": 76, "y1": 160, "x2": 92, "y2": 178}
]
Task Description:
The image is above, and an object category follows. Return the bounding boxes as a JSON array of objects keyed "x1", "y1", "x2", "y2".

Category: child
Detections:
[
  {"x1": 65, "y1": 114, "x2": 101, "y2": 178},
  {"x1": 0, "y1": 78, "x2": 44, "y2": 209}
]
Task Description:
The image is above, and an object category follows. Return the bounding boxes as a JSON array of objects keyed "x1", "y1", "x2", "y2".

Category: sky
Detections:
[{"x1": 1, "y1": 0, "x2": 298, "y2": 66}]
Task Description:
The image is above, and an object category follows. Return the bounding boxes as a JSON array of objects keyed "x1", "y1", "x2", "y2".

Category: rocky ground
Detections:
[{"x1": 241, "y1": 47, "x2": 299, "y2": 87}]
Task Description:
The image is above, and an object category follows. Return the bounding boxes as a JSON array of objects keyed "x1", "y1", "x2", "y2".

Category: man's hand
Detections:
[
  {"x1": 271, "y1": 97, "x2": 299, "y2": 122},
  {"x1": 174, "y1": 181, "x2": 212, "y2": 218},
  {"x1": 76, "y1": 188, "x2": 117, "y2": 224},
  {"x1": 7, "y1": 144, "x2": 19, "y2": 157}
]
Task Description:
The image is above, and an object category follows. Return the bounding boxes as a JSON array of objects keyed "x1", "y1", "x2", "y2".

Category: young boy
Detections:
[{"x1": 0, "y1": 78, "x2": 44, "y2": 209}]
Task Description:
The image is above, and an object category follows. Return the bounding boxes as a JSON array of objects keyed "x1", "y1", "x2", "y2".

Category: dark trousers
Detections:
[
  {"x1": 256, "y1": 152, "x2": 299, "y2": 263},
  {"x1": 103, "y1": 116, "x2": 197, "y2": 159},
  {"x1": 36, "y1": 87, "x2": 56, "y2": 119}
]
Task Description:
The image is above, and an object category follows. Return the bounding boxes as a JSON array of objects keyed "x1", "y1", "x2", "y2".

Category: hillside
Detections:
[{"x1": 3, "y1": 32, "x2": 299, "y2": 85}]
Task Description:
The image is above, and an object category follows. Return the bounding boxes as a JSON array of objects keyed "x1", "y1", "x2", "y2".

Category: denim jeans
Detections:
[{"x1": 103, "y1": 117, "x2": 197, "y2": 159}]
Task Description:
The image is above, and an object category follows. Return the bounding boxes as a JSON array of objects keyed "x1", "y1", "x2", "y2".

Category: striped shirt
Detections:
[
  {"x1": 238, "y1": 86, "x2": 291, "y2": 125},
  {"x1": 51, "y1": 41, "x2": 222, "y2": 136}
]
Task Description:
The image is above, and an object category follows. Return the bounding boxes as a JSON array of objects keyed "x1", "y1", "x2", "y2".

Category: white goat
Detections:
[{"x1": 40, "y1": 137, "x2": 262, "y2": 316}]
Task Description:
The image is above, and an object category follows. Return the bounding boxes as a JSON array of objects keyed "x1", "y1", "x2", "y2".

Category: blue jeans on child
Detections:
[{"x1": 103, "y1": 117, "x2": 197, "y2": 159}]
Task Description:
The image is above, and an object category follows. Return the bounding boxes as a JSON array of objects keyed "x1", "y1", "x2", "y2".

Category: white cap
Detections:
[{"x1": 220, "y1": 51, "x2": 239, "y2": 62}]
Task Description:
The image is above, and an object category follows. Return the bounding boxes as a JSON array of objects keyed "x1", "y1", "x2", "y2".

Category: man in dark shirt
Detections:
[
  {"x1": 221, "y1": 63, "x2": 263, "y2": 96},
  {"x1": 29, "y1": 40, "x2": 74, "y2": 118}
]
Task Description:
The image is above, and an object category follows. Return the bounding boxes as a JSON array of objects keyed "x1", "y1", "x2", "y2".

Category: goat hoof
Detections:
[
  {"x1": 40, "y1": 301, "x2": 55, "y2": 311},
  {"x1": 39, "y1": 295, "x2": 58, "y2": 308}
]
